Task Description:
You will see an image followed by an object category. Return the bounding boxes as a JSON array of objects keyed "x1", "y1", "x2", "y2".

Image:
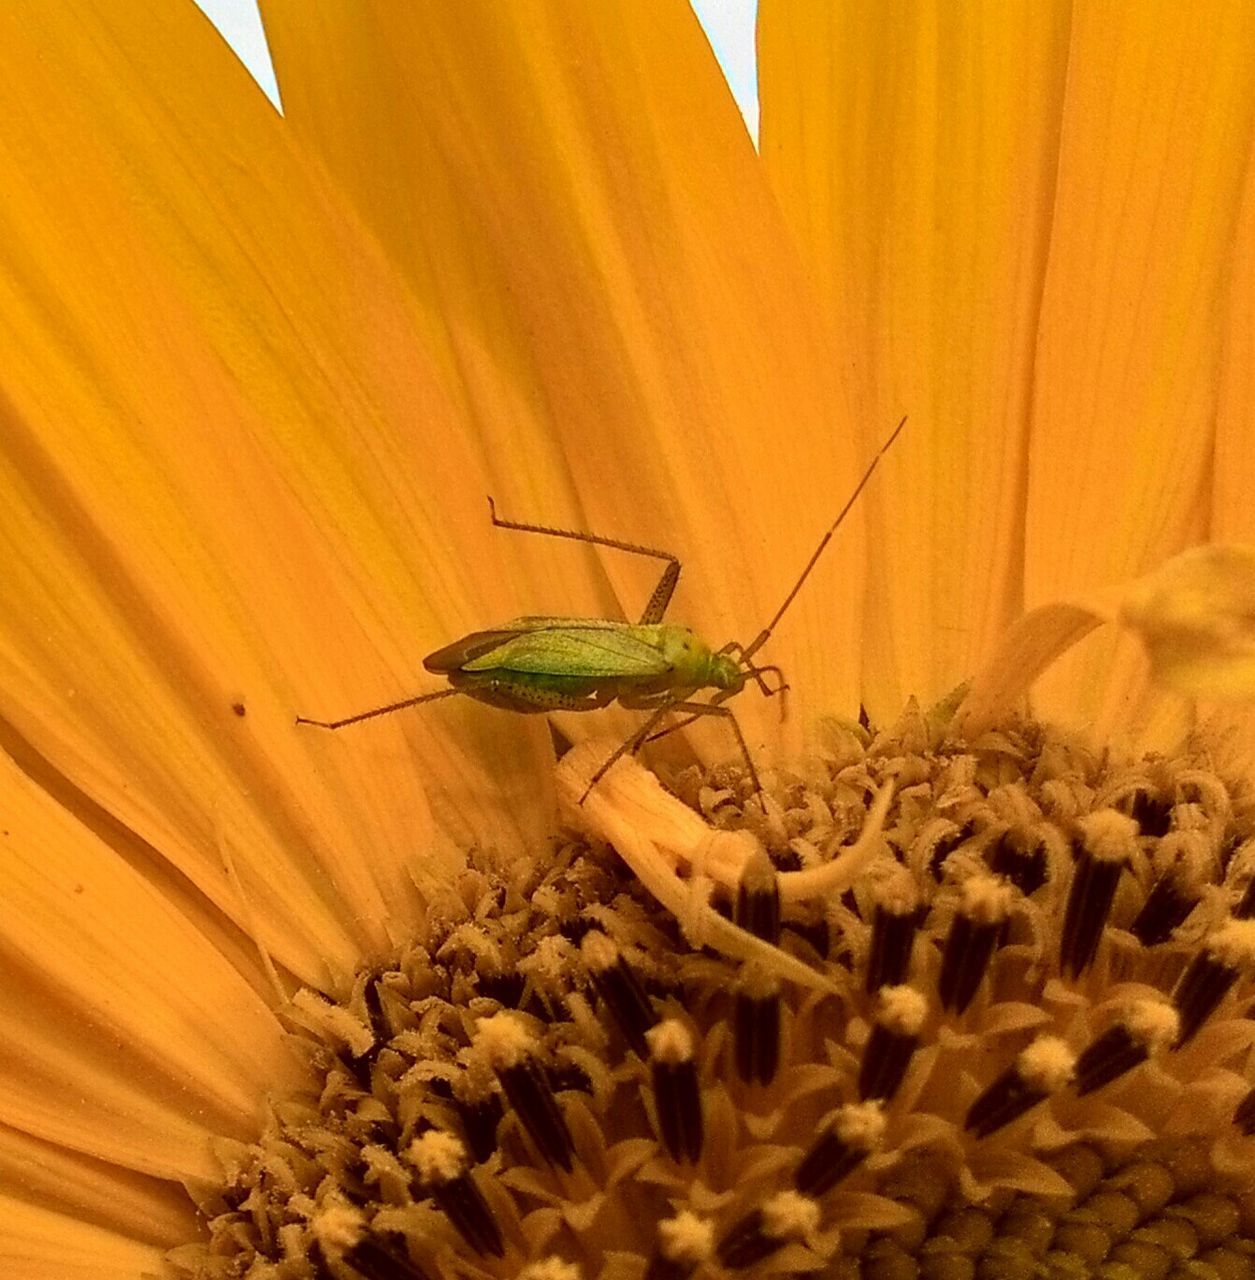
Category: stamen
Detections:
[
  {"x1": 647, "y1": 1211, "x2": 715, "y2": 1280},
  {"x1": 454, "y1": 1089, "x2": 504, "y2": 1164},
  {"x1": 938, "y1": 873, "x2": 1014, "y2": 1014},
  {"x1": 519, "y1": 1259, "x2": 580, "y2": 1280},
  {"x1": 342, "y1": 1236, "x2": 436, "y2": 1280},
  {"x1": 1234, "y1": 1084, "x2": 1255, "y2": 1135},
  {"x1": 964, "y1": 1035, "x2": 1075, "y2": 1137},
  {"x1": 1060, "y1": 811, "x2": 1137, "y2": 979},
  {"x1": 1171, "y1": 919, "x2": 1255, "y2": 1046},
  {"x1": 736, "y1": 850, "x2": 781, "y2": 944},
  {"x1": 793, "y1": 1100, "x2": 885, "y2": 1198},
  {"x1": 1236, "y1": 876, "x2": 1255, "y2": 920},
  {"x1": 647, "y1": 1019, "x2": 703, "y2": 1163},
  {"x1": 987, "y1": 828, "x2": 1049, "y2": 896},
  {"x1": 580, "y1": 929, "x2": 658, "y2": 1057},
  {"x1": 865, "y1": 873, "x2": 920, "y2": 992},
  {"x1": 732, "y1": 854, "x2": 783, "y2": 1085},
  {"x1": 716, "y1": 1190, "x2": 820, "y2": 1269},
  {"x1": 1130, "y1": 867, "x2": 1199, "y2": 946},
  {"x1": 1125, "y1": 788, "x2": 1174, "y2": 837},
  {"x1": 474, "y1": 1011, "x2": 575, "y2": 1171},
  {"x1": 408, "y1": 1131, "x2": 504, "y2": 1258},
  {"x1": 310, "y1": 1201, "x2": 390, "y2": 1278},
  {"x1": 734, "y1": 968, "x2": 781, "y2": 1086},
  {"x1": 1073, "y1": 999, "x2": 1179, "y2": 1095},
  {"x1": 858, "y1": 984, "x2": 927, "y2": 1102},
  {"x1": 926, "y1": 821, "x2": 975, "y2": 880}
]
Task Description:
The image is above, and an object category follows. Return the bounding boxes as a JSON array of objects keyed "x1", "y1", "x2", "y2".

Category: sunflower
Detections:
[{"x1": 2, "y1": 4, "x2": 1255, "y2": 1279}]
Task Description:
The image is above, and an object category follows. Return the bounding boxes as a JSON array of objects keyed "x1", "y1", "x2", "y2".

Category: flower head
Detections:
[{"x1": 0, "y1": 5, "x2": 1253, "y2": 1280}]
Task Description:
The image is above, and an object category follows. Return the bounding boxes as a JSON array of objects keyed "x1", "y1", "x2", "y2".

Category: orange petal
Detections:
[
  {"x1": 0, "y1": 1195, "x2": 168, "y2": 1280},
  {"x1": 1118, "y1": 545, "x2": 1255, "y2": 697},
  {"x1": 0, "y1": 751, "x2": 306, "y2": 1180},
  {"x1": 0, "y1": 1124, "x2": 193, "y2": 1248},
  {"x1": 0, "y1": 1, "x2": 556, "y2": 984},
  {"x1": 261, "y1": 0, "x2": 870, "y2": 755},
  {"x1": 956, "y1": 545, "x2": 1255, "y2": 742},
  {"x1": 759, "y1": 2, "x2": 1072, "y2": 717},
  {"x1": 1214, "y1": 127, "x2": 1255, "y2": 544},
  {"x1": 1027, "y1": 4, "x2": 1255, "y2": 729}
]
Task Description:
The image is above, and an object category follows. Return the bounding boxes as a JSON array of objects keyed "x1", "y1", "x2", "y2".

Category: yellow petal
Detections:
[
  {"x1": 0, "y1": 1, "x2": 554, "y2": 983},
  {"x1": 759, "y1": 1, "x2": 1071, "y2": 716},
  {"x1": 0, "y1": 1196, "x2": 168, "y2": 1280},
  {"x1": 0, "y1": 1124, "x2": 193, "y2": 1248},
  {"x1": 1214, "y1": 123, "x2": 1255, "y2": 544},
  {"x1": 0, "y1": 751, "x2": 306, "y2": 1180},
  {"x1": 956, "y1": 544, "x2": 1255, "y2": 736},
  {"x1": 261, "y1": 0, "x2": 872, "y2": 755},
  {"x1": 1118, "y1": 545, "x2": 1255, "y2": 697},
  {"x1": 1026, "y1": 4, "x2": 1255, "y2": 727}
]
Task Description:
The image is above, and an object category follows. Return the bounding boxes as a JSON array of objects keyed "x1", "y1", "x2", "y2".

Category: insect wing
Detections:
[
  {"x1": 424, "y1": 617, "x2": 621, "y2": 672},
  {"x1": 424, "y1": 628, "x2": 533, "y2": 673},
  {"x1": 460, "y1": 621, "x2": 671, "y2": 679}
]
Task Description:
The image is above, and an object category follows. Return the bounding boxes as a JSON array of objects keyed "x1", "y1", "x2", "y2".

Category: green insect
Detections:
[{"x1": 297, "y1": 417, "x2": 907, "y2": 796}]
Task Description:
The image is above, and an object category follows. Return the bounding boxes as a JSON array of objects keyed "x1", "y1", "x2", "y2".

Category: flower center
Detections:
[{"x1": 177, "y1": 712, "x2": 1255, "y2": 1278}]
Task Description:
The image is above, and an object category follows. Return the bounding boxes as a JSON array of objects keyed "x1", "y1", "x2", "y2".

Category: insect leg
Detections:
[
  {"x1": 295, "y1": 688, "x2": 459, "y2": 729},
  {"x1": 716, "y1": 640, "x2": 788, "y2": 698},
  {"x1": 487, "y1": 497, "x2": 680, "y2": 625},
  {"x1": 582, "y1": 697, "x2": 764, "y2": 801},
  {"x1": 643, "y1": 653, "x2": 789, "y2": 748},
  {"x1": 661, "y1": 700, "x2": 763, "y2": 796},
  {"x1": 580, "y1": 701, "x2": 678, "y2": 801}
]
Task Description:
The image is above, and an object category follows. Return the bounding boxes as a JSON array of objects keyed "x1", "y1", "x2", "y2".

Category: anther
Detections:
[
  {"x1": 927, "y1": 821, "x2": 975, "y2": 880},
  {"x1": 580, "y1": 930, "x2": 658, "y2": 1058},
  {"x1": 1236, "y1": 877, "x2": 1255, "y2": 920},
  {"x1": 647, "y1": 1019, "x2": 703, "y2": 1163},
  {"x1": 938, "y1": 873, "x2": 1014, "y2": 1014},
  {"x1": 343, "y1": 1236, "x2": 435, "y2": 1280},
  {"x1": 988, "y1": 828, "x2": 1049, "y2": 896},
  {"x1": 348, "y1": 1239, "x2": 435, "y2": 1280},
  {"x1": 1171, "y1": 919, "x2": 1255, "y2": 1046},
  {"x1": 1060, "y1": 811, "x2": 1137, "y2": 979},
  {"x1": 964, "y1": 1035, "x2": 1075, "y2": 1137},
  {"x1": 736, "y1": 850, "x2": 781, "y2": 944},
  {"x1": 858, "y1": 984, "x2": 927, "y2": 1102},
  {"x1": 1073, "y1": 999, "x2": 1179, "y2": 1095},
  {"x1": 453, "y1": 1089, "x2": 504, "y2": 1164},
  {"x1": 474, "y1": 1011, "x2": 575, "y2": 1171},
  {"x1": 1234, "y1": 1084, "x2": 1255, "y2": 1135},
  {"x1": 716, "y1": 1190, "x2": 820, "y2": 1269},
  {"x1": 1130, "y1": 866, "x2": 1199, "y2": 946},
  {"x1": 646, "y1": 1211, "x2": 715, "y2": 1280},
  {"x1": 312, "y1": 1202, "x2": 433, "y2": 1280},
  {"x1": 865, "y1": 873, "x2": 920, "y2": 992},
  {"x1": 519, "y1": 1259, "x2": 581, "y2": 1280},
  {"x1": 1125, "y1": 788, "x2": 1174, "y2": 837},
  {"x1": 793, "y1": 1100, "x2": 885, "y2": 1198},
  {"x1": 408, "y1": 1130, "x2": 504, "y2": 1258},
  {"x1": 734, "y1": 967, "x2": 781, "y2": 1086}
]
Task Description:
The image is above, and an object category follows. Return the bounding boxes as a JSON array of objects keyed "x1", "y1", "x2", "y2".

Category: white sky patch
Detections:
[
  {"x1": 193, "y1": 0, "x2": 280, "y2": 105},
  {"x1": 192, "y1": 0, "x2": 760, "y2": 137},
  {"x1": 689, "y1": 0, "x2": 759, "y2": 141}
]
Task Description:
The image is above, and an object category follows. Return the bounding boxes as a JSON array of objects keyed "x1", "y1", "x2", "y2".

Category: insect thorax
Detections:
[
  {"x1": 708, "y1": 651, "x2": 745, "y2": 691},
  {"x1": 655, "y1": 625, "x2": 741, "y2": 692}
]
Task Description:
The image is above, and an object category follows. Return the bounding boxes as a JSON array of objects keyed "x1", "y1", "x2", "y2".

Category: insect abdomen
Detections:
[{"x1": 448, "y1": 668, "x2": 614, "y2": 713}]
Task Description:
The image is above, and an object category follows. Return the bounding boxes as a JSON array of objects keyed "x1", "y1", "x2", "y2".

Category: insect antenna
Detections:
[{"x1": 739, "y1": 414, "x2": 907, "y2": 665}]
